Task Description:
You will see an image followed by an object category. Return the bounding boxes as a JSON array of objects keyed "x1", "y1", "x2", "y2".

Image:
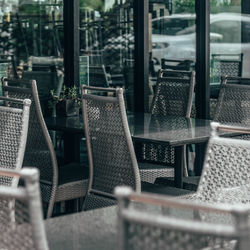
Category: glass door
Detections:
[
  {"x1": 79, "y1": 0, "x2": 134, "y2": 110},
  {"x1": 148, "y1": 0, "x2": 196, "y2": 111},
  {"x1": 209, "y1": 0, "x2": 250, "y2": 118}
]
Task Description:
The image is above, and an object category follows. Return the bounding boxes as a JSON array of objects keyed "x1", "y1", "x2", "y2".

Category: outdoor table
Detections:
[
  {"x1": 45, "y1": 206, "x2": 117, "y2": 250},
  {"x1": 45, "y1": 113, "x2": 213, "y2": 188}
]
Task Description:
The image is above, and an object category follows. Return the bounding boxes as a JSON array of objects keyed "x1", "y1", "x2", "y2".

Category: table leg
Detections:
[
  {"x1": 64, "y1": 133, "x2": 81, "y2": 163},
  {"x1": 175, "y1": 145, "x2": 184, "y2": 188},
  {"x1": 194, "y1": 142, "x2": 207, "y2": 176}
]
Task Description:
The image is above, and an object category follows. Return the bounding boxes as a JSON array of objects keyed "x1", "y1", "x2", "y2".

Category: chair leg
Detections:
[{"x1": 183, "y1": 146, "x2": 188, "y2": 177}]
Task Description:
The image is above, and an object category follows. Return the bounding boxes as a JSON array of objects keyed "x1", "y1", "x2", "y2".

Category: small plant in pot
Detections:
[{"x1": 50, "y1": 85, "x2": 81, "y2": 117}]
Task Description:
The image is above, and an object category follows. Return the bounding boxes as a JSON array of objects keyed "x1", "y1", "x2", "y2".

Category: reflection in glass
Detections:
[
  {"x1": 148, "y1": 1, "x2": 196, "y2": 111},
  {"x1": 79, "y1": 0, "x2": 134, "y2": 110},
  {"x1": 0, "y1": 0, "x2": 64, "y2": 115}
]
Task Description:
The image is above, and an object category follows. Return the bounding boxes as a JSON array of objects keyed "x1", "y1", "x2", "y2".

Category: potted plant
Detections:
[{"x1": 49, "y1": 85, "x2": 81, "y2": 117}]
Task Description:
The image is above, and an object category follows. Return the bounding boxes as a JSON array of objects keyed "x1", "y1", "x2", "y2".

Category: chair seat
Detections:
[
  {"x1": 155, "y1": 176, "x2": 200, "y2": 191},
  {"x1": 139, "y1": 162, "x2": 174, "y2": 184},
  {"x1": 58, "y1": 163, "x2": 89, "y2": 185},
  {"x1": 141, "y1": 182, "x2": 193, "y2": 196},
  {"x1": 56, "y1": 163, "x2": 89, "y2": 202},
  {"x1": 41, "y1": 163, "x2": 89, "y2": 203}
]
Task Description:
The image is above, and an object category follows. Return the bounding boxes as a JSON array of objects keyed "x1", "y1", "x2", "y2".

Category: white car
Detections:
[{"x1": 153, "y1": 13, "x2": 250, "y2": 78}]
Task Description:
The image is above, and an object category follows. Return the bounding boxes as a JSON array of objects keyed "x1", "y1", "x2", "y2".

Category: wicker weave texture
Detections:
[
  {"x1": 151, "y1": 77, "x2": 193, "y2": 117},
  {"x1": 0, "y1": 199, "x2": 36, "y2": 250},
  {"x1": 0, "y1": 107, "x2": 23, "y2": 172},
  {"x1": 84, "y1": 96, "x2": 137, "y2": 193},
  {"x1": 125, "y1": 218, "x2": 237, "y2": 250},
  {"x1": 212, "y1": 61, "x2": 241, "y2": 78},
  {"x1": 195, "y1": 136, "x2": 250, "y2": 205},
  {"x1": 82, "y1": 86, "x2": 140, "y2": 210},
  {"x1": 214, "y1": 83, "x2": 250, "y2": 125},
  {"x1": 117, "y1": 187, "x2": 249, "y2": 250},
  {"x1": 2, "y1": 80, "x2": 56, "y2": 210},
  {"x1": 0, "y1": 98, "x2": 30, "y2": 187},
  {"x1": 137, "y1": 70, "x2": 194, "y2": 183},
  {"x1": 83, "y1": 193, "x2": 117, "y2": 211},
  {"x1": 2, "y1": 78, "x2": 88, "y2": 218},
  {"x1": 0, "y1": 168, "x2": 49, "y2": 250}
]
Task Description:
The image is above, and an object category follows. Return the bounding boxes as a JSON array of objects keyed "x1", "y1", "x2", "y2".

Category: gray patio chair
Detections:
[
  {"x1": 116, "y1": 186, "x2": 250, "y2": 250},
  {"x1": 2, "y1": 78, "x2": 89, "y2": 218},
  {"x1": 211, "y1": 54, "x2": 243, "y2": 84},
  {"x1": 81, "y1": 85, "x2": 190, "y2": 211},
  {"x1": 0, "y1": 97, "x2": 31, "y2": 186},
  {"x1": 136, "y1": 69, "x2": 195, "y2": 183},
  {"x1": 210, "y1": 54, "x2": 243, "y2": 119},
  {"x1": 0, "y1": 168, "x2": 49, "y2": 250},
  {"x1": 213, "y1": 76, "x2": 250, "y2": 126},
  {"x1": 182, "y1": 122, "x2": 250, "y2": 207}
]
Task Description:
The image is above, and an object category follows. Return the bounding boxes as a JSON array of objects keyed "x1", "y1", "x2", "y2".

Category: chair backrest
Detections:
[
  {"x1": 2, "y1": 78, "x2": 58, "y2": 218},
  {"x1": 211, "y1": 53, "x2": 243, "y2": 83},
  {"x1": 81, "y1": 85, "x2": 141, "y2": 210},
  {"x1": 88, "y1": 65, "x2": 110, "y2": 87},
  {"x1": 0, "y1": 96, "x2": 31, "y2": 187},
  {"x1": 116, "y1": 186, "x2": 250, "y2": 250},
  {"x1": 161, "y1": 58, "x2": 194, "y2": 71},
  {"x1": 0, "y1": 168, "x2": 49, "y2": 250},
  {"x1": 213, "y1": 76, "x2": 250, "y2": 125},
  {"x1": 196, "y1": 122, "x2": 250, "y2": 204},
  {"x1": 151, "y1": 69, "x2": 195, "y2": 117}
]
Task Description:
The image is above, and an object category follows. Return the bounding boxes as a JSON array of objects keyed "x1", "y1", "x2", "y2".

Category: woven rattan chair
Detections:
[
  {"x1": 81, "y1": 86, "x2": 190, "y2": 211},
  {"x1": 182, "y1": 122, "x2": 250, "y2": 207},
  {"x1": 136, "y1": 69, "x2": 195, "y2": 183},
  {"x1": 0, "y1": 168, "x2": 49, "y2": 250},
  {"x1": 211, "y1": 54, "x2": 243, "y2": 83},
  {"x1": 81, "y1": 86, "x2": 141, "y2": 210},
  {"x1": 210, "y1": 54, "x2": 243, "y2": 119},
  {"x1": 2, "y1": 78, "x2": 89, "y2": 218},
  {"x1": 116, "y1": 186, "x2": 250, "y2": 250},
  {"x1": 0, "y1": 97, "x2": 30, "y2": 185},
  {"x1": 213, "y1": 76, "x2": 250, "y2": 126}
]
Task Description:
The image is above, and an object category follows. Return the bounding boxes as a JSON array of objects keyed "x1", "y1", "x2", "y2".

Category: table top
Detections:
[
  {"x1": 45, "y1": 206, "x2": 117, "y2": 250},
  {"x1": 46, "y1": 113, "x2": 213, "y2": 146}
]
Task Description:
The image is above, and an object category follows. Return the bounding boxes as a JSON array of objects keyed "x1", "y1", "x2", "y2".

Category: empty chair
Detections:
[
  {"x1": 211, "y1": 53, "x2": 243, "y2": 83},
  {"x1": 210, "y1": 54, "x2": 243, "y2": 118},
  {"x1": 116, "y1": 186, "x2": 250, "y2": 250},
  {"x1": 81, "y1": 86, "x2": 141, "y2": 210},
  {"x1": 81, "y1": 85, "x2": 190, "y2": 211},
  {"x1": 0, "y1": 97, "x2": 30, "y2": 186},
  {"x1": 0, "y1": 168, "x2": 48, "y2": 250},
  {"x1": 2, "y1": 78, "x2": 89, "y2": 218},
  {"x1": 180, "y1": 122, "x2": 250, "y2": 207},
  {"x1": 213, "y1": 76, "x2": 250, "y2": 126},
  {"x1": 136, "y1": 69, "x2": 195, "y2": 183}
]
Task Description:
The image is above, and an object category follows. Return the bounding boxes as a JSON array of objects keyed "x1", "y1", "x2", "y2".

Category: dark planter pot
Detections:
[{"x1": 56, "y1": 99, "x2": 79, "y2": 117}]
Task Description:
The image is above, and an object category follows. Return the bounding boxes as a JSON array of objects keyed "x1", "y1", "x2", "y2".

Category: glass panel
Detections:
[
  {"x1": 79, "y1": 0, "x2": 134, "y2": 111},
  {"x1": 209, "y1": 1, "x2": 248, "y2": 119},
  {"x1": 0, "y1": 0, "x2": 64, "y2": 116},
  {"x1": 148, "y1": 0, "x2": 196, "y2": 113}
]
